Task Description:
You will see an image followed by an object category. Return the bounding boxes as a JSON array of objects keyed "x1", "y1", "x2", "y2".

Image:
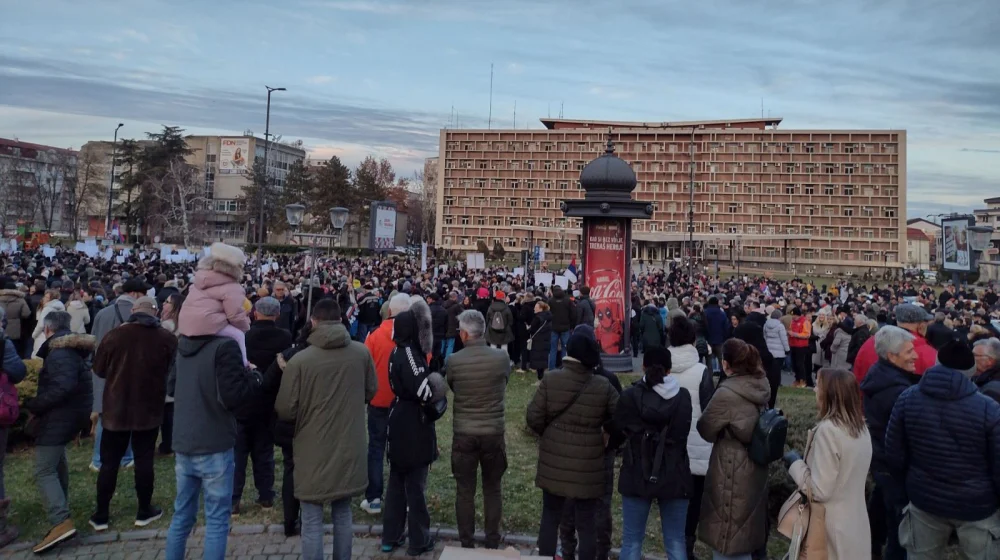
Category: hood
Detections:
[
  {"x1": 68, "y1": 300, "x2": 87, "y2": 311},
  {"x1": 551, "y1": 285, "x2": 565, "y2": 300},
  {"x1": 668, "y1": 344, "x2": 701, "y2": 372},
  {"x1": 177, "y1": 335, "x2": 228, "y2": 357},
  {"x1": 488, "y1": 300, "x2": 507, "y2": 313},
  {"x1": 918, "y1": 364, "x2": 979, "y2": 401},
  {"x1": 764, "y1": 318, "x2": 784, "y2": 334},
  {"x1": 127, "y1": 312, "x2": 161, "y2": 328},
  {"x1": 666, "y1": 297, "x2": 679, "y2": 311},
  {"x1": 194, "y1": 269, "x2": 239, "y2": 290},
  {"x1": 197, "y1": 244, "x2": 245, "y2": 281},
  {"x1": 0, "y1": 289, "x2": 24, "y2": 300},
  {"x1": 393, "y1": 298, "x2": 433, "y2": 355},
  {"x1": 644, "y1": 374, "x2": 681, "y2": 400},
  {"x1": 427, "y1": 371, "x2": 448, "y2": 401},
  {"x1": 43, "y1": 299, "x2": 66, "y2": 312},
  {"x1": 307, "y1": 322, "x2": 351, "y2": 350},
  {"x1": 39, "y1": 331, "x2": 96, "y2": 359},
  {"x1": 838, "y1": 317, "x2": 856, "y2": 334},
  {"x1": 642, "y1": 305, "x2": 660, "y2": 317},
  {"x1": 860, "y1": 359, "x2": 920, "y2": 396},
  {"x1": 719, "y1": 373, "x2": 771, "y2": 407}
]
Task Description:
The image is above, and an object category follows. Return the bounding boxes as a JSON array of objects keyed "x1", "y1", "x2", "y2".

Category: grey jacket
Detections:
[
  {"x1": 763, "y1": 318, "x2": 790, "y2": 359},
  {"x1": 445, "y1": 338, "x2": 510, "y2": 436},
  {"x1": 90, "y1": 295, "x2": 135, "y2": 413},
  {"x1": 484, "y1": 301, "x2": 515, "y2": 346}
]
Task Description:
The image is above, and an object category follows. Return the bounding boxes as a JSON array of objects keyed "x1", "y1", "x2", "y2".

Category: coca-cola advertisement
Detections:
[{"x1": 584, "y1": 219, "x2": 628, "y2": 355}]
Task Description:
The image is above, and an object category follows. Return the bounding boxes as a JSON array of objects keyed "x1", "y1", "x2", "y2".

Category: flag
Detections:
[{"x1": 568, "y1": 256, "x2": 577, "y2": 276}]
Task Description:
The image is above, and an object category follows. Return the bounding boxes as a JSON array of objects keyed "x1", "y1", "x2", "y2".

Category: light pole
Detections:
[
  {"x1": 105, "y1": 123, "x2": 124, "y2": 238},
  {"x1": 256, "y1": 85, "x2": 286, "y2": 277},
  {"x1": 286, "y1": 204, "x2": 349, "y2": 320}
]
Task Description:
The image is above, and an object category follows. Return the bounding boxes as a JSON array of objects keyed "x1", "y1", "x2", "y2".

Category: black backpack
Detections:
[
  {"x1": 747, "y1": 407, "x2": 787, "y2": 466},
  {"x1": 626, "y1": 391, "x2": 674, "y2": 484}
]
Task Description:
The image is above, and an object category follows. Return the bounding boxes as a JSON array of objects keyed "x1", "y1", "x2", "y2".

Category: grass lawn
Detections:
[{"x1": 0, "y1": 371, "x2": 957, "y2": 559}]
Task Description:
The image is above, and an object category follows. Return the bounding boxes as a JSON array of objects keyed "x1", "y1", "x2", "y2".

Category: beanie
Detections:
[
  {"x1": 566, "y1": 325, "x2": 601, "y2": 368},
  {"x1": 938, "y1": 339, "x2": 975, "y2": 372},
  {"x1": 643, "y1": 346, "x2": 672, "y2": 371}
]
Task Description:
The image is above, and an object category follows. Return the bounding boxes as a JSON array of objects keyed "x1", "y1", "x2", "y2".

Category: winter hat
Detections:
[
  {"x1": 131, "y1": 296, "x2": 158, "y2": 317},
  {"x1": 566, "y1": 325, "x2": 602, "y2": 368},
  {"x1": 938, "y1": 338, "x2": 975, "y2": 372},
  {"x1": 208, "y1": 242, "x2": 246, "y2": 268},
  {"x1": 643, "y1": 346, "x2": 672, "y2": 371},
  {"x1": 477, "y1": 287, "x2": 489, "y2": 299}
]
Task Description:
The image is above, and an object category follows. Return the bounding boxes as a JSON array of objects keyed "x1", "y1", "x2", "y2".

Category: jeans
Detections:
[
  {"x1": 301, "y1": 499, "x2": 352, "y2": 560},
  {"x1": 899, "y1": 503, "x2": 1000, "y2": 560},
  {"x1": 548, "y1": 330, "x2": 571, "y2": 370},
  {"x1": 96, "y1": 428, "x2": 158, "y2": 519},
  {"x1": 166, "y1": 450, "x2": 235, "y2": 560},
  {"x1": 383, "y1": 466, "x2": 432, "y2": 552},
  {"x1": 159, "y1": 402, "x2": 174, "y2": 455},
  {"x1": 279, "y1": 444, "x2": 299, "y2": 531},
  {"x1": 93, "y1": 416, "x2": 133, "y2": 467},
  {"x1": 539, "y1": 491, "x2": 597, "y2": 560},
  {"x1": 452, "y1": 434, "x2": 507, "y2": 548},
  {"x1": 35, "y1": 445, "x2": 70, "y2": 526},
  {"x1": 442, "y1": 338, "x2": 456, "y2": 360},
  {"x1": 357, "y1": 322, "x2": 375, "y2": 343},
  {"x1": 365, "y1": 405, "x2": 389, "y2": 502},
  {"x1": 233, "y1": 419, "x2": 275, "y2": 504},
  {"x1": 620, "y1": 496, "x2": 688, "y2": 560}
]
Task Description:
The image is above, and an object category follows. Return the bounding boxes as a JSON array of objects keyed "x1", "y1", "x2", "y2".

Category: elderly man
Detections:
[
  {"x1": 444, "y1": 309, "x2": 511, "y2": 549},
  {"x1": 973, "y1": 338, "x2": 1000, "y2": 403},
  {"x1": 276, "y1": 299, "x2": 377, "y2": 560},
  {"x1": 853, "y1": 303, "x2": 937, "y2": 384},
  {"x1": 273, "y1": 282, "x2": 298, "y2": 339},
  {"x1": 360, "y1": 292, "x2": 411, "y2": 515},
  {"x1": 231, "y1": 297, "x2": 294, "y2": 514},
  {"x1": 859, "y1": 326, "x2": 920, "y2": 560},
  {"x1": 885, "y1": 339, "x2": 1000, "y2": 560},
  {"x1": 89, "y1": 297, "x2": 177, "y2": 532},
  {"x1": 26, "y1": 311, "x2": 94, "y2": 553}
]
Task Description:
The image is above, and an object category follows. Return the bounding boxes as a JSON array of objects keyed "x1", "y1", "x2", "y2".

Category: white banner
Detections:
[{"x1": 219, "y1": 137, "x2": 250, "y2": 175}]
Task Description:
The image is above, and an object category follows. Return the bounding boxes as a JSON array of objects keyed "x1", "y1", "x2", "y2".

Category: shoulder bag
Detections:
[
  {"x1": 542, "y1": 376, "x2": 593, "y2": 434},
  {"x1": 777, "y1": 428, "x2": 828, "y2": 560},
  {"x1": 527, "y1": 319, "x2": 548, "y2": 351}
]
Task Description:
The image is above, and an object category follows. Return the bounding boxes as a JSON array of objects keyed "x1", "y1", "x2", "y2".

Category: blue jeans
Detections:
[
  {"x1": 357, "y1": 322, "x2": 375, "y2": 343},
  {"x1": 620, "y1": 496, "x2": 688, "y2": 560},
  {"x1": 302, "y1": 498, "x2": 352, "y2": 560},
  {"x1": 442, "y1": 338, "x2": 456, "y2": 360},
  {"x1": 166, "y1": 450, "x2": 235, "y2": 560},
  {"x1": 365, "y1": 405, "x2": 389, "y2": 502},
  {"x1": 92, "y1": 416, "x2": 133, "y2": 467},
  {"x1": 548, "y1": 331, "x2": 571, "y2": 370}
]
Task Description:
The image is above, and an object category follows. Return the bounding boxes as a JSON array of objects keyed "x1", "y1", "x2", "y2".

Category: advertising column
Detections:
[{"x1": 584, "y1": 218, "x2": 629, "y2": 355}]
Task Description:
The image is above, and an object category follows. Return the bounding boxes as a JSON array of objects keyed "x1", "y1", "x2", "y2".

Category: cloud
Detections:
[
  {"x1": 961, "y1": 148, "x2": 1000, "y2": 154},
  {"x1": 306, "y1": 75, "x2": 336, "y2": 84},
  {"x1": 506, "y1": 62, "x2": 523, "y2": 74},
  {"x1": 123, "y1": 29, "x2": 149, "y2": 43},
  {"x1": 587, "y1": 86, "x2": 633, "y2": 101}
]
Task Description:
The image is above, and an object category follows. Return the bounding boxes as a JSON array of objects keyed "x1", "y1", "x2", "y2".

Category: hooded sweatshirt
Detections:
[
  {"x1": 67, "y1": 299, "x2": 90, "y2": 334},
  {"x1": 669, "y1": 344, "x2": 713, "y2": 476}
]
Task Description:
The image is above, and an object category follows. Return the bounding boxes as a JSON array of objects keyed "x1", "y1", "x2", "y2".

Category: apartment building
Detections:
[
  {"x1": 906, "y1": 217, "x2": 941, "y2": 266},
  {"x1": 435, "y1": 118, "x2": 906, "y2": 274},
  {"x1": 906, "y1": 227, "x2": 931, "y2": 269},
  {"x1": 974, "y1": 197, "x2": 1000, "y2": 251},
  {"x1": 0, "y1": 138, "x2": 76, "y2": 236}
]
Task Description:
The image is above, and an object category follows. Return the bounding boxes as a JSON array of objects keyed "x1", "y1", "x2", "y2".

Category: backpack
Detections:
[
  {"x1": 0, "y1": 340, "x2": 19, "y2": 426},
  {"x1": 626, "y1": 390, "x2": 674, "y2": 484},
  {"x1": 748, "y1": 407, "x2": 787, "y2": 466},
  {"x1": 490, "y1": 310, "x2": 506, "y2": 332}
]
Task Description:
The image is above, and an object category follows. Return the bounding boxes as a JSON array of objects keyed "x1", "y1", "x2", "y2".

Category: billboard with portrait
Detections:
[
  {"x1": 369, "y1": 201, "x2": 397, "y2": 251},
  {"x1": 941, "y1": 216, "x2": 972, "y2": 272},
  {"x1": 219, "y1": 138, "x2": 250, "y2": 174}
]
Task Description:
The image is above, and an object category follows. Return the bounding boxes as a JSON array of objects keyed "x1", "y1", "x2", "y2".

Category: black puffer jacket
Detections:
[
  {"x1": 859, "y1": 358, "x2": 920, "y2": 473},
  {"x1": 612, "y1": 379, "x2": 693, "y2": 501},
  {"x1": 27, "y1": 331, "x2": 95, "y2": 446},
  {"x1": 387, "y1": 301, "x2": 439, "y2": 471},
  {"x1": 549, "y1": 286, "x2": 575, "y2": 334},
  {"x1": 263, "y1": 325, "x2": 312, "y2": 448},
  {"x1": 444, "y1": 299, "x2": 462, "y2": 339}
]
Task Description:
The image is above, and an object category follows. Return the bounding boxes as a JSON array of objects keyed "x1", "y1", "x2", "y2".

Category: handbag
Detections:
[
  {"x1": 778, "y1": 429, "x2": 827, "y2": 559},
  {"x1": 527, "y1": 320, "x2": 548, "y2": 351}
]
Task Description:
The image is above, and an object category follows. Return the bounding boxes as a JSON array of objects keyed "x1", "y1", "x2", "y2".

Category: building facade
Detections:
[
  {"x1": 906, "y1": 217, "x2": 941, "y2": 267},
  {"x1": 435, "y1": 118, "x2": 907, "y2": 274},
  {"x1": 906, "y1": 227, "x2": 931, "y2": 269},
  {"x1": 0, "y1": 138, "x2": 76, "y2": 236},
  {"x1": 974, "y1": 197, "x2": 1000, "y2": 251}
]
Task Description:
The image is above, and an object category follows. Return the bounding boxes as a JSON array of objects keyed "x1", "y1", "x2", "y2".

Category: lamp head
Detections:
[
  {"x1": 285, "y1": 203, "x2": 305, "y2": 228},
  {"x1": 329, "y1": 207, "x2": 349, "y2": 230}
]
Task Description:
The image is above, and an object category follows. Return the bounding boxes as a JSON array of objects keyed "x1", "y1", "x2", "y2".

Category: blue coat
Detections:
[
  {"x1": 885, "y1": 365, "x2": 1000, "y2": 521},
  {"x1": 704, "y1": 304, "x2": 730, "y2": 346},
  {"x1": 859, "y1": 359, "x2": 920, "y2": 473}
]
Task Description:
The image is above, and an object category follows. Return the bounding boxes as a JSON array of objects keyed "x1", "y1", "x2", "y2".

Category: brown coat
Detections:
[
  {"x1": 526, "y1": 359, "x2": 618, "y2": 499},
  {"x1": 92, "y1": 314, "x2": 177, "y2": 431},
  {"x1": 0, "y1": 289, "x2": 30, "y2": 340},
  {"x1": 696, "y1": 372, "x2": 771, "y2": 556}
]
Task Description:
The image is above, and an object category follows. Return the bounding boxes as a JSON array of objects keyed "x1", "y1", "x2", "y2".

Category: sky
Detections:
[{"x1": 1, "y1": 0, "x2": 998, "y2": 219}]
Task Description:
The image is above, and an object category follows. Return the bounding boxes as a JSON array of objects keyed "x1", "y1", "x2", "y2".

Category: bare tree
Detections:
[
  {"x1": 65, "y1": 149, "x2": 105, "y2": 239},
  {"x1": 33, "y1": 150, "x2": 77, "y2": 232},
  {"x1": 148, "y1": 159, "x2": 210, "y2": 247},
  {"x1": 0, "y1": 158, "x2": 39, "y2": 234}
]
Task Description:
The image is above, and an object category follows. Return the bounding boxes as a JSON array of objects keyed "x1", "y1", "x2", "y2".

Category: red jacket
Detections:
[
  {"x1": 853, "y1": 329, "x2": 936, "y2": 385},
  {"x1": 365, "y1": 318, "x2": 396, "y2": 408},
  {"x1": 788, "y1": 316, "x2": 811, "y2": 348}
]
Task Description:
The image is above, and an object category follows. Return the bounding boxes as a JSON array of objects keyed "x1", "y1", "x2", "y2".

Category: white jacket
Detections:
[
  {"x1": 67, "y1": 300, "x2": 90, "y2": 334},
  {"x1": 668, "y1": 344, "x2": 713, "y2": 476},
  {"x1": 32, "y1": 299, "x2": 66, "y2": 357}
]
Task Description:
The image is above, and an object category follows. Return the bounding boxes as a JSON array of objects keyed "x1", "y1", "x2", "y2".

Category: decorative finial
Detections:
[{"x1": 605, "y1": 129, "x2": 615, "y2": 155}]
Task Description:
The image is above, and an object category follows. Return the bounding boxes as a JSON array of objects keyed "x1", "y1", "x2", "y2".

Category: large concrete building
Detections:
[
  {"x1": 435, "y1": 117, "x2": 907, "y2": 275},
  {"x1": 0, "y1": 138, "x2": 77, "y2": 236},
  {"x1": 974, "y1": 196, "x2": 1000, "y2": 251}
]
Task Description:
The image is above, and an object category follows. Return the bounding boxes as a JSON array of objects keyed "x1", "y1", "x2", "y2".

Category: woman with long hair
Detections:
[
  {"x1": 696, "y1": 338, "x2": 771, "y2": 560},
  {"x1": 527, "y1": 301, "x2": 552, "y2": 382},
  {"x1": 157, "y1": 293, "x2": 185, "y2": 456},
  {"x1": 784, "y1": 368, "x2": 873, "y2": 559}
]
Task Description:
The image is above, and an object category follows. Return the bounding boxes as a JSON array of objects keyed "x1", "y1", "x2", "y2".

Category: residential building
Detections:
[
  {"x1": 906, "y1": 217, "x2": 941, "y2": 266},
  {"x1": 974, "y1": 196, "x2": 1000, "y2": 251},
  {"x1": 435, "y1": 118, "x2": 907, "y2": 274},
  {"x1": 906, "y1": 227, "x2": 931, "y2": 269},
  {"x1": 0, "y1": 138, "x2": 76, "y2": 236}
]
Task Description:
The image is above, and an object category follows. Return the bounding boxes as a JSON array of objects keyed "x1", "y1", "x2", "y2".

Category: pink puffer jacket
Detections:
[{"x1": 177, "y1": 270, "x2": 251, "y2": 337}]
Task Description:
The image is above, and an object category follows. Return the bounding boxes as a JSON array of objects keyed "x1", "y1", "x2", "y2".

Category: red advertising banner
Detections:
[{"x1": 584, "y1": 218, "x2": 627, "y2": 355}]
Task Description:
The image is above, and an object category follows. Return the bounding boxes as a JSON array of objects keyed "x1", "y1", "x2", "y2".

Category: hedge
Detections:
[{"x1": 10, "y1": 359, "x2": 42, "y2": 447}]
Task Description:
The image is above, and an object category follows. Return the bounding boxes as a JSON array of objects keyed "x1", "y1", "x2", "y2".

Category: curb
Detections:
[{"x1": 1, "y1": 524, "x2": 667, "y2": 560}]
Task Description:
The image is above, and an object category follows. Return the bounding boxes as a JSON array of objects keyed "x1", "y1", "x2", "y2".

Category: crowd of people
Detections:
[{"x1": 0, "y1": 242, "x2": 999, "y2": 559}]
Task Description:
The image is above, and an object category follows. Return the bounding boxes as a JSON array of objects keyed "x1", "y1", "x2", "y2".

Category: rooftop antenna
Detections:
[
  {"x1": 761, "y1": 98, "x2": 764, "y2": 118},
  {"x1": 449, "y1": 104, "x2": 454, "y2": 129},
  {"x1": 559, "y1": 101, "x2": 564, "y2": 118},
  {"x1": 488, "y1": 63, "x2": 493, "y2": 130},
  {"x1": 548, "y1": 103, "x2": 551, "y2": 118},
  {"x1": 513, "y1": 101, "x2": 517, "y2": 129}
]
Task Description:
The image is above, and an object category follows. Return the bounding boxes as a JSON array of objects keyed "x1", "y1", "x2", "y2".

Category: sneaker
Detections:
[
  {"x1": 88, "y1": 515, "x2": 109, "y2": 532},
  {"x1": 361, "y1": 498, "x2": 382, "y2": 515},
  {"x1": 257, "y1": 499, "x2": 273, "y2": 510},
  {"x1": 88, "y1": 463, "x2": 100, "y2": 473},
  {"x1": 32, "y1": 520, "x2": 76, "y2": 553},
  {"x1": 407, "y1": 539, "x2": 436, "y2": 557},
  {"x1": 135, "y1": 506, "x2": 162, "y2": 527},
  {"x1": 123, "y1": 460, "x2": 135, "y2": 469}
]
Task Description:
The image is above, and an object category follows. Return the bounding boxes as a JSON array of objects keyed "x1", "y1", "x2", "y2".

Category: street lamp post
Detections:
[
  {"x1": 286, "y1": 204, "x2": 349, "y2": 320},
  {"x1": 256, "y1": 86, "x2": 286, "y2": 278},
  {"x1": 105, "y1": 123, "x2": 124, "y2": 238}
]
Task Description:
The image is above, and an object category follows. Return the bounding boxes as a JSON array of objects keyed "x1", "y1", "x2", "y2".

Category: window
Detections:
[
  {"x1": 843, "y1": 228, "x2": 855, "y2": 238},
  {"x1": 804, "y1": 143, "x2": 815, "y2": 153},
  {"x1": 824, "y1": 184, "x2": 836, "y2": 195},
  {"x1": 862, "y1": 206, "x2": 874, "y2": 217},
  {"x1": 824, "y1": 163, "x2": 837, "y2": 174},
  {"x1": 823, "y1": 206, "x2": 834, "y2": 216},
  {"x1": 884, "y1": 208, "x2": 897, "y2": 218},
  {"x1": 824, "y1": 227, "x2": 836, "y2": 237},
  {"x1": 863, "y1": 252, "x2": 876, "y2": 262},
  {"x1": 844, "y1": 207, "x2": 854, "y2": 217},
  {"x1": 493, "y1": 217, "x2": 502, "y2": 226},
  {"x1": 863, "y1": 164, "x2": 874, "y2": 174},
  {"x1": 784, "y1": 163, "x2": 795, "y2": 173},
  {"x1": 843, "y1": 185, "x2": 854, "y2": 196},
  {"x1": 461, "y1": 217, "x2": 469, "y2": 225},
  {"x1": 508, "y1": 199, "x2": 518, "y2": 207},
  {"x1": 785, "y1": 205, "x2": 794, "y2": 215},
  {"x1": 523, "y1": 199, "x2": 532, "y2": 208},
  {"x1": 765, "y1": 184, "x2": 776, "y2": 194},
  {"x1": 845, "y1": 144, "x2": 856, "y2": 154},
  {"x1": 766, "y1": 248, "x2": 777, "y2": 258},
  {"x1": 444, "y1": 197, "x2": 455, "y2": 206},
  {"x1": 823, "y1": 143, "x2": 835, "y2": 153},
  {"x1": 708, "y1": 183, "x2": 720, "y2": 193},
  {"x1": 844, "y1": 164, "x2": 855, "y2": 175},
  {"x1": 804, "y1": 184, "x2": 815, "y2": 195},
  {"x1": 543, "y1": 161, "x2": 552, "y2": 170},
  {"x1": 746, "y1": 225, "x2": 757, "y2": 234},
  {"x1": 729, "y1": 203, "x2": 739, "y2": 213},
  {"x1": 444, "y1": 217, "x2": 454, "y2": 225},
  {"x1": 823, "y1": 250, "x2": 835, "y2": 260},
  {"x1": 863, "y1": 229, "x2": 874, "y2": 238},
  {"x1": 475, "y1": 216, "x2": 486, "y2": 226},
  {"x1": 559, "y1": 182, "x2": 568, "y2": 190}
]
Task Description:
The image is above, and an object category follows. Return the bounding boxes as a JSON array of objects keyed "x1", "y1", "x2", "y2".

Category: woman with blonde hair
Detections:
[
  {"x1": 31, "y1": 289, "x2": 65, "y2": 358},
  {"x1": 783, "y1": 368, "x2": 873, "y2": 559}
]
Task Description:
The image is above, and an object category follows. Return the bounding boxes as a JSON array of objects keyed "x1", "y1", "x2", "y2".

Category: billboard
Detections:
[
  {"x1": 369, "y1": 201, "x2": 397, "y2": 251},
  {"x1": 942, "y1": 216, "x2": 972, "y2": 272},
  {"x1": 584, "y1": 218, "x2": 628, "y2": 355},
  {"x1": 219, "y1": 138, "x2": 250, "y2": 174}
]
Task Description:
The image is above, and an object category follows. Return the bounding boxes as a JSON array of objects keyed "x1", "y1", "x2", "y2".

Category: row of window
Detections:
[
  {"x1": 443, "y1": 219, "x2": 899, "y2": 238},
  {"x1": 445, "y1": 159, "x2": 898, "y2": 175},
  {"x1": 446, "y1": 140, "x2": 898, "y2": 155},
  {"x1": 447, "y1": 178, "x2": 898, "y2": 198}
]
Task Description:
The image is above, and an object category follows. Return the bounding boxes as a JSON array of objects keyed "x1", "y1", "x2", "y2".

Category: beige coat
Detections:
[{"x1": 789, "y1": 419, "x2": 873, "y2": 560}]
